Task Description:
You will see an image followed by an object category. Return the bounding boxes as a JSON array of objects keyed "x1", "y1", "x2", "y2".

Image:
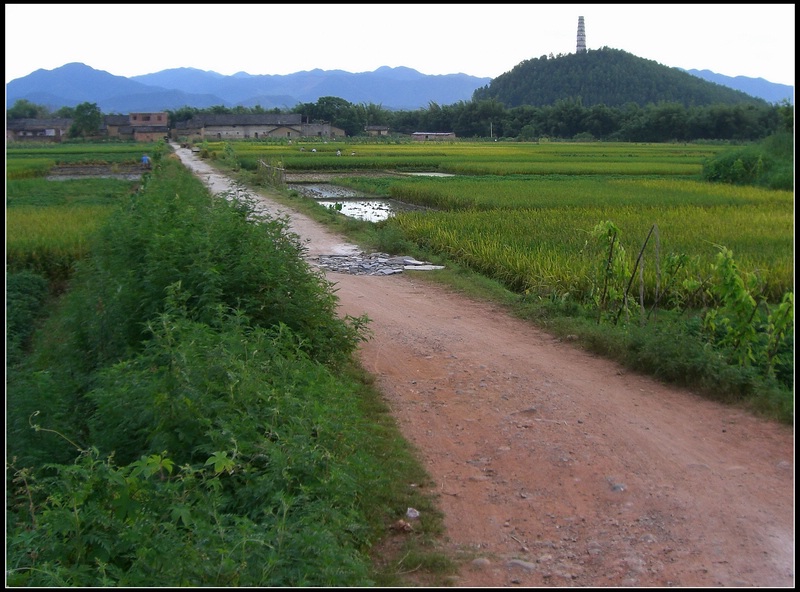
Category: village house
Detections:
[
  {"x1": 7, "y1": 112, "x2": 169, "y2": 142},
  {"x1": 7, "y1": 112, "x2": 346, "y2": 143},
  {"x1": 105, "y1": 112, "x2": 169, "y2": 141},
  {"x1": 364, "y1": 125, "x2": 390, "y2": 137},
  {"x1": 411, "y1": 131, "x2": 457, "y2": 141},
  {"x1": 172, "y1": 114, "x2": 346, "y2": 142},
  {"x1": 128, "y1": 111, "x2": 169, "y2": 141},
  {"x1": 6, "y1": 118, "x2": 72, "y2": 142},
  {"x1": 103, "y1": 115, "x2": 132, "y2": 138}
]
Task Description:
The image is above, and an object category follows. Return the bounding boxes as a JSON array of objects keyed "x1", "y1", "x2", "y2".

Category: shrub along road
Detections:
[{"x1": 171, "y1": 144, "x2": 794, "y2": 587}]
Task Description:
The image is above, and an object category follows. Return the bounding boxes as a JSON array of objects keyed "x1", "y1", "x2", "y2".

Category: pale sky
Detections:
[{"x1": 4, "y1": 4, "x2": 795, "y2": 87}]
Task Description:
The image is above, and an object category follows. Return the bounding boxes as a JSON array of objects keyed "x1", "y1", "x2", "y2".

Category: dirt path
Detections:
[{"x1": 171, "y1": 145, "x2": 795, "y2": 587}]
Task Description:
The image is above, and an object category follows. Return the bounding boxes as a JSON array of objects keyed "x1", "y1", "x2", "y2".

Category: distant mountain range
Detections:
[
  {"x1": 5, "y1": 63, "x2": 491, "y2": 112},
  {"x1": 5, "y1": 60, "x2": 793, "y2": 114},
  {"x1": 682, "y1": 69, "x2": 793, "y2": 105}
]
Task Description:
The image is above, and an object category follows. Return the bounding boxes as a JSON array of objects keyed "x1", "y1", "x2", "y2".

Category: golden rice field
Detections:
[
  {"x1": 334, "y1": 173, "x2": 793, "y2": 305},
  {"x1": 6, "y1": 205, "x2": 115, "y2": 279},
  {"x1": 204, "y1": 140, "x2": 793, "y2": 306}
]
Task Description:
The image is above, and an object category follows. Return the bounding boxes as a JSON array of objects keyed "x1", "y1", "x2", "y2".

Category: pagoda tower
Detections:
[{"x1": 577, "y1": 16, "x2": 587, "y2": 53}]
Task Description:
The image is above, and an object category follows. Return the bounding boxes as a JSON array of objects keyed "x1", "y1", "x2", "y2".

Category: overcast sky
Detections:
[{"x1": 4, "y1": 4, "x2": 795, "y2": 87}]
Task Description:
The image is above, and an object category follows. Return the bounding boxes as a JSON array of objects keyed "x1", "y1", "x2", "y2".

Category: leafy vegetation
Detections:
[
  {"x1": 7, "y1": 153, "x2": 454, "y2": 586},
  {"x1": 702, "y1": 129, "x2": 794, "y2": 190},
  {"x1": 67, "y1": 102, "x2": 103, "y2": 138},
  {"x1": 6, "y1": 270, "x2": 51, "y2": 367}
]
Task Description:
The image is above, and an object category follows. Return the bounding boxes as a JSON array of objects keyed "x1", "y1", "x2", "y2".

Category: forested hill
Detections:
[{"x1": 473, "y1": 47, "x2": 769, "y2": 108}]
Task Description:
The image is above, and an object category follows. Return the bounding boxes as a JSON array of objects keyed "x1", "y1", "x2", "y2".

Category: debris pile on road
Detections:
[{"x1": 313, "y1": 252, "x2": 444, "y2": 275}]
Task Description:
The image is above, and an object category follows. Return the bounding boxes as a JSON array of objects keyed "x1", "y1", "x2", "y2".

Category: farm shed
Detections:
[
  {"x1": 365, "y1": 125, "x2": 390, "y2": 136},
  {"x1": 411, "y1": 131, "x2": 456, "y2": 141}
]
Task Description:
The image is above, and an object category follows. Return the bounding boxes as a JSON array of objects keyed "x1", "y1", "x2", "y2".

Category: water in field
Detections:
[
  {"x1": 287, "y1": 183, "x2": 424, "y2": 222},
  {"x1": 403, "y1": 172, "x2": 455, "y2": 177}
]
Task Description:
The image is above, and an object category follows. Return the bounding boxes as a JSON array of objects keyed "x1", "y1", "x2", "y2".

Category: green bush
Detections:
[
  {"x1": 61, "y1": 159, "x2": 366, "y2": 372},
  {"x1": 702, "y1": 131, "x2": 793, "y2": 190}
]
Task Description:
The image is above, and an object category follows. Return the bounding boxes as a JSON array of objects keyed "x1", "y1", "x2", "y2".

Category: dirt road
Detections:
[{"x1": 171, "y1": 145, "x2": 794, "y2": 587}]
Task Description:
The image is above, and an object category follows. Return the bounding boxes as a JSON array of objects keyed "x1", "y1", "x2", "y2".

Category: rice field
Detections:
[
  {"x1": 211, "y1": 140, "x2": 726, "y2": 175},
  {"x1": 5, "y1": 143, "x2": 153, "y2": 278},
  {"x1": 335, "y1": 172, "x2": 793, "y2": 305},
  {"x1": 7, "y1": 140, "x2": 793, "y2": 307}
]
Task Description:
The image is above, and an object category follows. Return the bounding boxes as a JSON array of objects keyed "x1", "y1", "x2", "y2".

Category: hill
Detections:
[{"x1": 472, "y1": 47, "x2": 772, "y2": 108}]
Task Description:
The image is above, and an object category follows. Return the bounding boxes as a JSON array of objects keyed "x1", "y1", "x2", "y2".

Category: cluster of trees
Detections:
[
  {"x1": 8, "y1": 95, "x2": 792, "y2": 143},
  {"x1": 169, "y1": 96, "x2": 791, "y2": 143}
]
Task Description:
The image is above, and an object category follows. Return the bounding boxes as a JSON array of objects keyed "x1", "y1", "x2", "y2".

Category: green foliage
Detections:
[
  {"x1": 7, "y1": 154, "x2": 449, "y2": 586},
  {"x1": 6, "y1": 172, "x2": 138, "y2": 285},
  {"x1": 583, "y1": 220, "x2": 629, "y2": 320},
  {"x1": 5, "y1": 158, "x2": 56, "y2": 180},
  {"x1": 62, "y1": 159, "x2": 366, "y2": 370},
  {"x1": 701, "y1": 246, "x2": 794, "y2": 380},
  {"x1": 293, "y1": 96, "x2": 367, "y2": 136},
  {"x1": 7, "y1": 99, "x2": 52, "y2": 119},
  {"x1": 6, "y1": 141, "x2": 162, "y2": 165},
  {"x1": 222, "y1": 141, "x2": 239, "y2": 170},
  {"x1": 776, "y1": 99, "x2": 793, "y2": 132},
  {"x1": 702, "y1": 131, "x2": 794, "y2": 190},
  {"x1": 575, "y1": 233, "x2": 794, "y2": 398},
  {"x1": 68, "y1": 102, "x2": 103, "y2": 138},
  {"x1": 7, "y1": 177, "x2": 138, "y2": 207},
  {"x1": 7, "y1": 445, "x2": 374, "y2": 586},
  {"x1": 6, "y1": 271, "x2": 51, "y2": 366}
]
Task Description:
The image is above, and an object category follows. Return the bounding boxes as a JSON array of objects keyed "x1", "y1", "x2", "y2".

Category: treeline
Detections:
[
  {"x1": 8, "y1": 95, "x2": 792, "y2": 143},
  {"x1": 168, "y1": 97, "x2": 791, "y2": 143}
]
